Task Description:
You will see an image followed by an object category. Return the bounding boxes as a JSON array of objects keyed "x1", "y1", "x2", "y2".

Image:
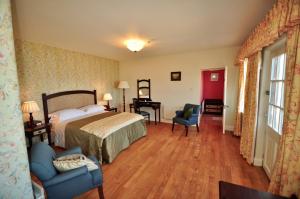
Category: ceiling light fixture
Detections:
[{"x1": 125, "y1": 39, "x2": 146, "y2": 52}]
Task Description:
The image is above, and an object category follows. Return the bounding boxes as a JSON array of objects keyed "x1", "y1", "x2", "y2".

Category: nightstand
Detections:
[
  {"x1": 105, "y1": 107, "x2": 117, "y2": 112},
  {"x1": 24, "y1": 123, "x2": 51, "y2": 149}
]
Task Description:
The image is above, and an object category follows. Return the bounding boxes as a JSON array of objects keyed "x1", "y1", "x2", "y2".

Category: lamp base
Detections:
[
  {"x1": 123, "y1": 88, "x2": 126, "y2": 112},
  {"x1": 28, "y1": 112, "x2": 36, "y2": 128}
]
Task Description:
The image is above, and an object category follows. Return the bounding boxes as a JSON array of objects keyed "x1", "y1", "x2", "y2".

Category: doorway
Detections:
[
  {"x1": 201, "y1": 68, "x2": 227, "y2": 133},
  {"x1": 256, "y1": 37, "x2": 286, "y2": 177}
]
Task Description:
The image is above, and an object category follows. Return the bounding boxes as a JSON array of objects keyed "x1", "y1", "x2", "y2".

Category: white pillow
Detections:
[
  {"x1": 49, "y1": 109, "x2": 86, "y2": 123},
  {"x1": 79, "y1": 104, "x2": 105, "y2": 114},
  {"x1": 53, "y1": 154, "x2": 98, "y2": 172}
]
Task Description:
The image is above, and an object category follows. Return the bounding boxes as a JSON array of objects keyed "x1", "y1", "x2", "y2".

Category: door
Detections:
[
  {"x1": 263, "y1": 52, "x2": 286, "y2": 178},
  {"x1": 201, "y1": 68, "x2": 226, "y2": 132}
]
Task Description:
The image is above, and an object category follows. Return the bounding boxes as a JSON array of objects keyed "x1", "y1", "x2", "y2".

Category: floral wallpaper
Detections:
[
  {"x1": 0, "y1": 1, "x2": 33, "y2": 198},
  {"x1": 15, "y1": 40, "x2": 120, "y2": 121}
]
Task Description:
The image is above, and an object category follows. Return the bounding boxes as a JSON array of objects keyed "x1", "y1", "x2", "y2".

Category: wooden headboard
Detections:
[{"x1": 42, "y1": 90, "x2": 97, "y2": 124}]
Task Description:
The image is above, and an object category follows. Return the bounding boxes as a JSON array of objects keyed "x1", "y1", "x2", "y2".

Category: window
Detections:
[
  {"x1": 267, "y1": 53, "x2": 286, "y2": 134},
  {"x1": 239, "y1": 58, "x2": 248, "y2": 113}
]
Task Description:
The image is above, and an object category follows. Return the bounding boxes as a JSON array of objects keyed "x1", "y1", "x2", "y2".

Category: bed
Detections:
[{"x1": 42, "y1": 90, "x2": 147, "y2": 163}]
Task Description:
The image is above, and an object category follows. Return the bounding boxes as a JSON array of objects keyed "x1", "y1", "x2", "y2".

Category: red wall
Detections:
[{"x1": 201, "y1": 69, "x2": 224, "y2": 102}]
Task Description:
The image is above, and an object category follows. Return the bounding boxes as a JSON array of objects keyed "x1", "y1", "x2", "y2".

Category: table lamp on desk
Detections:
[
  {"x1": 103, "y1": 93, "x2": 113, "y2": 109},
  {"x1": 21, "y1": 101, "x2": 40, "y2": 128}
]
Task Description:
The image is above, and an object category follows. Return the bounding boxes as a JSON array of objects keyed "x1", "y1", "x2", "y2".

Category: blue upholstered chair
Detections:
[
  {"x1": 172, "y1": 103, "x2": 201, "y2": 136},
  {"x1": 30, "y1": 143, "x2": 104, "y2": 199}
]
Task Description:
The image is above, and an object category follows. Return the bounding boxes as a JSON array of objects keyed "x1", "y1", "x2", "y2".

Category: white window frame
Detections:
[{"x1": 267, "y1": 53, "x2": 286, "y2": 135}]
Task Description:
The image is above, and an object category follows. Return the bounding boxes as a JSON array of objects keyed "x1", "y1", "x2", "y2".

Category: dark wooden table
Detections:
[
  {"x1": 24, "y1": 123, "x2": 51, "y2": 149},
  {"x1": 129, "y1": 101, "x2": 161, "y2": 124},
  {"x1": 105, "y1": 107, "x2": 117, "y2": 112},
  {"x1": 219, "y1": 181, "x2": 290, "y2": 199}
]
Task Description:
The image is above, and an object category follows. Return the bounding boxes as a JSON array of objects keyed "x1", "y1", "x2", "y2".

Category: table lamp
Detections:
[
  {"x1": 118, "y1": 81, "x2": 129, "y2": 112},
  {"x1": 21, "y1": 101, "x2": 40, "y2": 127},
  {"x1": 103, "y1": 93, "x2": 113, "y2": 109}
]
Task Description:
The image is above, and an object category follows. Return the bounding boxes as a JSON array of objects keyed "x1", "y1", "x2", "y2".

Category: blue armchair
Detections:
[
  {"x1": 172, "y1": 103, "x2": 201, "y2": 136},
  {"x1": 30, "y1": 143, "x2": 104, "y2": 199}
]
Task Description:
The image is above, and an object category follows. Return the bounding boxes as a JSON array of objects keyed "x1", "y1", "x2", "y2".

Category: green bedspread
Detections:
[{"x1": 65, "y1": 112, "x2": 147, "y2": 163}]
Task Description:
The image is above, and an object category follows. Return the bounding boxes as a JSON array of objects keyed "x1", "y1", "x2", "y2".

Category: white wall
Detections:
[{"x1": 120, "y1": 46, "x2": 240, "y2": 130}]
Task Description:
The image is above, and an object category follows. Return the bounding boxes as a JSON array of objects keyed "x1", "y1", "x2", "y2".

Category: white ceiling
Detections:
[{"x1": 12, "y1": 0, "x2": 274, "y2": 61}]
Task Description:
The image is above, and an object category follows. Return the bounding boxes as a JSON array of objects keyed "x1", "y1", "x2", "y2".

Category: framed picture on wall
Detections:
[
  {"x1": 171, "y1": 72, "x2": 181, "y2": 81},
  {"x1": 210, "y1": 73, "x2": 219, "y2": 81}
]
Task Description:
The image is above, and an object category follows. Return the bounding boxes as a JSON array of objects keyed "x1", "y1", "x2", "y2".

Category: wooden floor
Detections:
[{"x1": 77, "y1": 115, "x2": 269, "y2": 199}]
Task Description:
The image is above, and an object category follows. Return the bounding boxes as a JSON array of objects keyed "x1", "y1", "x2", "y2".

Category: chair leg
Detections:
[
  {"x1": 148, "y1": 115, "x2": 150, "y2": 124},
  {"x1": 185, "y1": 126, "x2": 188, "y2": 136},
  {"x1": 172, "y1": 121, "x2": 175, "y2": 132},
  {"x1": 196, "y1": 123, "x2": 199, "y2": 132},
  {"x1": 98, "y1": 185, "x2": 105, "y2": 199}
]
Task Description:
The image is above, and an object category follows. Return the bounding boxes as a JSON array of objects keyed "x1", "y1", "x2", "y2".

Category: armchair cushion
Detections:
[
  {"x1": 183, "y1": 103, "x2": 200, "y2": 114},
  {"x1": 53, "y1": 154, "x2": 98, "y2": 172},
  {"x1": 183, "y1": 107, "x2": 193, "y2": 119},
  {"x1": 44, "y1": 166, "x2": 88, "y2": 187},
  {"x1": 56, "y1": 146, "x2": 82, "y2": 158},
  {"x1": 173, "y1": 117, "x2": 193, "y2": 126}
]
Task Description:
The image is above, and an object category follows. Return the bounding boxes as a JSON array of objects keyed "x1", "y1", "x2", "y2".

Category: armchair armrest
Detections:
[
  {"x1": 188, "y1": 114, "x2": 199, "y2": 124},
  {"x1": 191, "y1": 113, "x2": 199, "y2": 118},
  {"x1": 188, "y1": 114, "x2": 199, "y2": 120},
  {"x1": 44, "y1": 166, "x2": 88, "y2": 187},
  {"x1": 175, "y1": 110, "x2": 184, "y2": 117},
  {"x1": 56, "y1": 147, "x2": 82, "y2": 158}
]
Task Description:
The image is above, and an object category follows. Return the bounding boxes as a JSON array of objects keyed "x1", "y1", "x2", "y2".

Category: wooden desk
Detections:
[
  {"x1": 105, "y1": 107, "x2": 117, "y2": 112},
  {"x1": 130, "y1": 101, "x2": 161, "y2": 124},
  {"x1": 219, "y1": 181, "x2": 291, "y2": 199},
  {"x1": 25, "y1": 123, "x2": 51, "y2": 149}
]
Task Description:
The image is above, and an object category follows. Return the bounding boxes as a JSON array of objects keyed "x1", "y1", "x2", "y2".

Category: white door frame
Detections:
[
  {"x1": 255, "y1": 36, "x2": 286, "y2": 170},
  {"x1": 223, "y1": 67, "x2": 228, "y2": 134},
  {"x1": 200, "y1": 66, "x2": 228, "y2": 134}
]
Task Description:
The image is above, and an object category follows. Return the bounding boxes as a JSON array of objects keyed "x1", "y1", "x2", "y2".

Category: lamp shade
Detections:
[
  {"x1": 125, "y1": 39, "x2": 145, "y2": 52},
  {"x1": 21, "y1": 101, "x2": 40, "y2": 113},
  {"x1": 118, "y1": 81, "x2": 130, "y2": 89},
  {"x1": 103, "y1": 93, "x2": 113, "y2": 101}
]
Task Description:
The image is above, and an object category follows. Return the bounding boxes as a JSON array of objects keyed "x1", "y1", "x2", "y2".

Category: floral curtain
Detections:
[
  {"x1": 268, "y1": 25, "x2": 300, "y2": 197},
  {"x1": 234, "y1": 61, "x2": 246, "y2": 136},
  {"x1": 234, "y1": 0, "x2": 300, "y2": 137},
  {"x1": 235, "y1": 0, "x2": 300, "y2": 65},
  {"x1": 235, "y1": 0, "x2": 300, "y2": 197},
  {"x1": 233, "y1": 64, "x2": 243, "y2": 136},
  {"x1": 239, "y1": 52, "x2": 261, "y2": 164}
]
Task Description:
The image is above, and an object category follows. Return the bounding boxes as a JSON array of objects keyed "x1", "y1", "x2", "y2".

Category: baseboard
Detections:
[
  {"x1": 161, "y1": 119, "x2": 172, "y2": 123},
  {"x1": 253, "y1": 158, "x2": 263, "y2": 166},
  {"x1": 225, "y1": 125, "x2": 234, "y2": 131}
]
